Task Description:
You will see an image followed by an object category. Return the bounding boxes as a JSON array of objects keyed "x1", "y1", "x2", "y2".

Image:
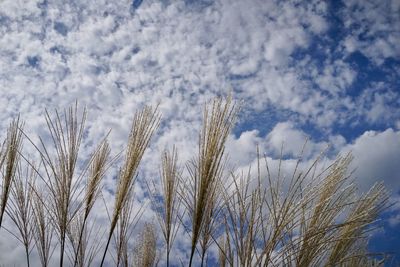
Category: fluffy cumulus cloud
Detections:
[
  {"x1": 342, "y1": 128, "x2": 400, "y2": 192},
  {"x1": 0, "y1": 0, "x2": 399, "y2": 265}
]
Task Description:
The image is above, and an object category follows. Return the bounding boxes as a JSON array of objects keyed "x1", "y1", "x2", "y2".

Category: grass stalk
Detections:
[
  {"x1": 183, "y1": 95, "x2": 238, "y2": 266},
  {"x1": 5, "y1": 162, "x2": 35, "y2": 267},
  {"x1": 72, "y1": 139, "x2": 110, "y2": 267},
  {"x1": 32, "y1": 187, "x2": 54, "y2": 267},
  {"x1": 35, "y1": 104, "x2": 87, "y2": 267},
  {"x1": 100, "y1": 106, "x2": 160, "y2": 267},
  {"x1": 148, "y1": 147, "x2": 182, "y2": 267},
  {"x1": 0, "y1": 117, "x2": 23, "y2": 228},
  {"x1": 132, "y1": 222, "x2": 157, "y2": 267}
]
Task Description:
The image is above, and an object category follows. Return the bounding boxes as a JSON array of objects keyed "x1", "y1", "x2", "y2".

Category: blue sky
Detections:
[{"x1": 0, "y1": 0, "x2": 399, "y2": 265}]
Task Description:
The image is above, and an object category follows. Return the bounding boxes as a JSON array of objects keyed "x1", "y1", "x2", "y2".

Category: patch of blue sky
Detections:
[
  {"x1": 332, "y1": 122, "x2": 382, "y2": 143},
  {"x1": 234, "y1": 104, "x2": 299, "y2": 138},
  {"x1": 369, "y1": 211, "x2": 400, "y2": 266},
  {"x1": 184, "y1": 0, "x2": 214, "y2": 10},
  {"x1": 229, "y1": 72, "x2": 259, "y2": 81},
  {"x1": 27, "y1": 56, "x2": 40, "y2": 68},
  {"x1": 54, "y1": 22, "x2": 68, "y2": 36},
  {"x1": 132, "y1": 0, "x2": 144, "y2": 9},
  {"x1": 289, "y1": 10, "x2": 398, "y2": 142}
]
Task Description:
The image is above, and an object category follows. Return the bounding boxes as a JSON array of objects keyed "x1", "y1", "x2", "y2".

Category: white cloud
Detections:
[
  {"x1": 265, "y1": 121, "x2": 331, "y2": 159},
  {"x1": 396, "y1": 120, "x2": 400, "y2": 130},
  {"x1": 356, "y1": 83, "x2": 400, "y2": 124},
  {"x1": 226, "y1": 130, "x2": 264, "y2": 167},
  {"x1": 0, "y1": 0, "x2": 350, "y2": 133},
  {"x1": 315, "y1": 59, "x2": 357, "y2": 94},
  {"x1": 341, "y1": 128, "x2": 400, "y2": 192}
]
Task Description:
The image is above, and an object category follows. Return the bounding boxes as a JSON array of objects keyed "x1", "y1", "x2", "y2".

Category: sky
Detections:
[{"x1": 0, "y1": 0, "x2": 399, "y2": 265}]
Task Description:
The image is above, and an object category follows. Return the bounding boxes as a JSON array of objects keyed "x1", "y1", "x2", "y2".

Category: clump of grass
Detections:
[
  {"x1": 280, "y1": 154, "x2": 389, "y2": 267},
  {"x1": 247, "y1": 145, "x2": 330, "y2": 266},
  {"x1": 100, "y1": 105, "x2": 160, "y2": 267},
  {"x1": 327, "y1": 182, "x2": 388, "y2": 266},
  {"x1": 294, "y1": 154, "x2": 356, "y2": 266},
  {"x1": 0, "y1": 96, "x2": 391, "y2": 266},
  {"x1": 221, "y1": 169, "x2": 263, "y2": 267},
  {"x1": 217, "y1": 143, "x2": 388, "y2": 267}
]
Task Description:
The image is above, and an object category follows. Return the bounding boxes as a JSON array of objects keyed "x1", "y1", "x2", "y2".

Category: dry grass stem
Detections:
[
  {"x1": 182, "y1": 95, "x2": 238, "y2": 266},
  {"x1": 114, "y1": 190, "x2": 144, "y2": 267},
  {"x1": 221, "y1": 169, "x2": 263, "y2": 267},
  {"x1": 0, "y1": 117, "x2": 23, "y2": 228},
  {"x1": 72, "y1": 139, "x2": 111, "y2": 267},
  {"x1": 218, "y1": 234, "x2": 233, "y2": 267},
  {"x1": 67, "y1": 214, "x2": 104, "y2": 267},
  {"x1": 34, "y1": 103, "x2": 87, "y2": 266},
  {"x1": 148, "y1": 147, "x2": 182, "y2": 267},
  {"x1": 32, "y1": 188, "x2": 54, "y2": 267},
  {"x1": 5, "y1": 162, "x2": 35, "y2": 267},
  {"x1": 100, "y1": 105, "x2": 160, "y2": 267}
]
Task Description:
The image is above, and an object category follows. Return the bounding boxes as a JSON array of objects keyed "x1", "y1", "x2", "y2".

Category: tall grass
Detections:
[
  {"x1": 34, "y1": 104, "x2": 87, "y2": 267},
  {"x1": 132, "y1": 222, "x2": 157, "y2": 267},
  {"x1": 5, "y1": 162, "x2": 35, "y2": 267},
  {"x1": 31, "y1": 186, "x2": 54, "y2": 267},
  {"x1": 72, "y1": 139, "x2": 110, "y2": 267},
  {"x1": 148, "y1": 147, "x2": 182, "y2": 267},
  {"x1": 0, "y1": 117, "x2": 23, "y2": 228},
  {"x1": 100, "y1": 105, "x2": 160, "y2": 267},
  {"x1": 0, "y1": 96, "x2": 390, "y2": 267},
  {"x1": 183, "y1": 95, "x2": 238, "y2": 267}
]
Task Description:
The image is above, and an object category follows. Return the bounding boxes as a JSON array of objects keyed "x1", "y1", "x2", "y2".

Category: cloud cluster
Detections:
[
  {"x1": 1, "y1": 0, "x2": 397, "y2": 135},
  {"x1": 341, "y1": 0, "x2": 400, "y2": 65}
]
